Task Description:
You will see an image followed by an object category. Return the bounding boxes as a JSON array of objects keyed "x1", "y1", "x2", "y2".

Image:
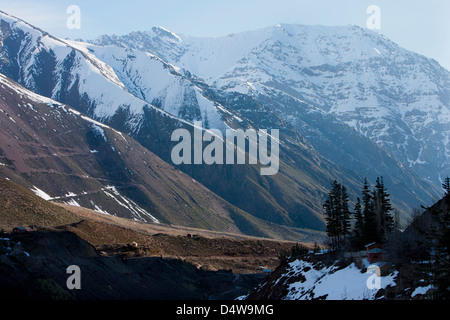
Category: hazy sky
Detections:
[{"x1": 1, "y1": 0, "x2": 449, "y2": 70}]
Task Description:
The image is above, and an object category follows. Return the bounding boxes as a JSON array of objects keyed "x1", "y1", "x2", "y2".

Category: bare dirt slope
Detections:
[
  {"x1": 1, "y1": 177, "x2": 324, "y2": 274},
  {"x1": 55, "y1": 202, "x2": 312, "y2": 274},
  {"x1": 0, "y1": 177, "x2": 321, "y2": 300}
]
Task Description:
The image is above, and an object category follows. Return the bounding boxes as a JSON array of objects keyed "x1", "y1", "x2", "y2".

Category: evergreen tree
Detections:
[
  {"x1": 443, "y1": 177, "x2": 450, "y2": 195},
  {"x1": 393, "y1": 208, "x2": 401, "y2": 230},
  {"x1": 313, "y1": 242, "x2": 321, "y2": 253},
  {"x1": 341, "y1": 185, "x2": 352, "y2": 238},
  {"x1": 362, "y1": 178, "x2": 377, "y2": 244},
  {"x1": 373, "y1": 176, "x2": 394, "y2": 240},
  {"x1": 324, "y1": 197, "x2": 337, "y2": 249},
  {"x1": 324, "y1": 181, "x2": 340, "y2": 249},
  {"x1": 324, "y1": 177, "x2": 396, "y2": 249},
  {"x1": 352, "y1": 197, "x2": 364, "y2": 248},
  {"x1": 323, "y1": 181, "x2": 352, "y2": 250},
  {"x1": 415, "y1": 203, "x2": 450, "y2": 299}
]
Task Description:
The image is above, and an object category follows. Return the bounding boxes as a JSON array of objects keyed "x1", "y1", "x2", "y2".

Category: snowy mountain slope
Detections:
[
  {"x1": 67, "y1": 41, "x2": 232, "y2": 131},
  {"x1": 0, "y1": 11, "x2": 357, "y2": 232},
  {"x1": 0, "y1": 11, "x2": 442, "y2": 232},
  {"x1": 0, "y1": 12, "x2": 132, "y2": 118},
  {"x1": 0, "y1": 71, "x2": 315, "y2": 239},
  {"x1": 92, "y1": 24, "x2": 443, "y2": 221},
  {"x1": 95, "y1": 24, "x2": 450, "y2": 187},
  {"x1": 0, "y1": 10, "x2": 216, "y2": 126},
  {"x1": 0, "y1": 11, "x2": 334, "y2": 232}
]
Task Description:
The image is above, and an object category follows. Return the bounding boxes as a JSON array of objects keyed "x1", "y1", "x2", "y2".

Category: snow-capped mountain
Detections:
[
  {"x1": 0, "y1": 10, "x2": 442, "y2": 232},
  {"x1": 94, "y1": 24, "x2": 450, "y2": 187},
  {"x1": 67, "y1": 41, "x2": 232, "y2": 131},
  {"x1": 1, "y1": 12, "x2": 215, "y2": 129},
  {"x1": 1, "y1": 70, "x2": 313, "y2": 239},
  {"x1": 0, "y1": 10, "x2": 331, "y2": 231}
]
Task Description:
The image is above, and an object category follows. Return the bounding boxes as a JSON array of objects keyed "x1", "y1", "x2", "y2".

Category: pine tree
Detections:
[
  {"x1": 324, "y1": 177, "x2": 396, "y2": 249},
  {"x1": 324, "y1": 181, "x2": 341, "y2": 249},
  {"x1": 324, "y1": 197, "x2": 338, "y2": 249},
  {"x1": 352, "y1": 197, "x2": 364, "y2": 248},
  {"x1": 393, "y1": 208, "x2": 401, "y2": 230},
  {"x1": 362, "y1": 178, "x2": 377, "y2": 244},
  {"x1": 313, "y1": 242, "x2": 321, "y2": 253},
  {"x1": 373, "y1": 176, "x2": 394, "y2": 240},
  {"x1": 341, "y1": 185, "x2": 352, "y2": 238},
  {"x1": 323, "y1": 181, "x2": 352, "y2": 250},
  {"x1": 443, "y1": 177, "x2": 450, "y2": 195}
]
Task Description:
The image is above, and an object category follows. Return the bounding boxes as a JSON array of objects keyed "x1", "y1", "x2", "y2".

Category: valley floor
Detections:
[
  {"x1": 0, "y1": 202, "x2": 310, "y2": 300},
  {"x1": 55, "y1": 203, "x2": 309, "y2": 274}
]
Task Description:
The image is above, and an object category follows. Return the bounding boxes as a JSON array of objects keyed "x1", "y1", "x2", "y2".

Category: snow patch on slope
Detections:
[
  {"x1": 282, "y1": 260, "x2": 398, "y2": 300},
  {"x1": 30, "y1": 186, "x2": 53, "y2": 201},
  {"x1": 102, "y1": 186, "x2": 159, "y2": 223}
]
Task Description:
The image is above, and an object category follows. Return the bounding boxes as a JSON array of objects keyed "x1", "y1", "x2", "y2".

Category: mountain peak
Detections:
[
  {"x1": 0, "y1": 11, "x2": 447, "y2": 236},
  {"x1": 0, "y1": 10, "x2": 47, "y2": 37},
  {"x1": 150, "y1": 26, "x2": 182, "y2": 42}
]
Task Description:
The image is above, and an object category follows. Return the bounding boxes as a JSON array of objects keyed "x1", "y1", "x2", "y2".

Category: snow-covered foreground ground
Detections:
[
  {"x1": 283, "y1": 260, "x2": 398, "y2": 300},
  {"x1": 240, "y1": 258, "x2": 402, "y2": 300}
]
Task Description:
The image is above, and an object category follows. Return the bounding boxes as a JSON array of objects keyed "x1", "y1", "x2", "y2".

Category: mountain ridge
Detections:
[
  {"x1": 0, "y1": 11, "x2": 443, "y2": 231},
  {"x1": 0, "y1": 71, "x2": 321, "y2": 240},
  {"x1": 92, "y1": 23, "x2": 449, "y2": 187}
]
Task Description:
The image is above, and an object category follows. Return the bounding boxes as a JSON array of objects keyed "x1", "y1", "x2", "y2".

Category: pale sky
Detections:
[{"x1": 1, "y1": 0, "x2": 449, "y2": 70}]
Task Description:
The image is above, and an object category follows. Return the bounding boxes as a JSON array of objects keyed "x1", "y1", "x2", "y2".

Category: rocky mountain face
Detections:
[
  {"x1": 88, "y1": 24, "x2": 448, "y2": 224},
  {"x1": 0, "y1": 10, "x2": 444, "y2": 233},
  {"x1": 1, "y1": 72, "x2": 315, "y2": 239},
  {"x1": 95, "y1": 24, "x2": 449, "y2": 187}
]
